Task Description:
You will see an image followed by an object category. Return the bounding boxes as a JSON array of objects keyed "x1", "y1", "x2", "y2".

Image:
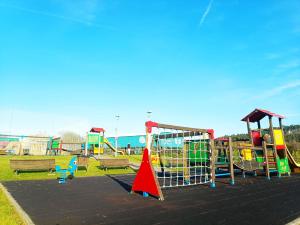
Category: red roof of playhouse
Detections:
[
  {"x1": 241, "y1": 109, "x2": 285, "y2": 122},
  {"x1": 90, "y1": 127, "x2": 105, "y2": 133},
  {"x1": 215, "y1": 137, "x2": 229, "y2": 141}
]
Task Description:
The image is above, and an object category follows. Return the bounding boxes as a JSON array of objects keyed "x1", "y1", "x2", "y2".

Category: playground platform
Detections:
[{"x1": 3, "y1": 175, "x2": 300, "y2": 225}]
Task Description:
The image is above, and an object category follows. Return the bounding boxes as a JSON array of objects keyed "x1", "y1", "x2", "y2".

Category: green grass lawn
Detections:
[
  {"x1": 0, "y1": 155, "x2": 143, "y2": 182},
  {"x1": 115, "y1": 154, "x2": 143, "y2": 164},
  {"x1": 0, "y1": 188, "x2": 24, "y2": 225}
]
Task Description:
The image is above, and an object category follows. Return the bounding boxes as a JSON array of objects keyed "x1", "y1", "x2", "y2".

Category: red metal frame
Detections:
[
  {"x1": 207, "y1": 129, "x2": 215, "y2": 139},
  {"x1": 145, "y1": 121, "x2": 158, "y2": 133}
]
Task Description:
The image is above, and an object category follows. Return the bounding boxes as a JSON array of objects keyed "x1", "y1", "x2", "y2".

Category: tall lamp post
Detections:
[
  {"x1": 147, "y1": 111, "x2": 152, "y2": 120},
  {"x1": 115, "y1": 115, "x2": 120, "y2": 157}
]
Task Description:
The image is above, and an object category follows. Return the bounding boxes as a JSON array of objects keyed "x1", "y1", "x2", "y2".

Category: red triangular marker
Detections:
[{"x1": 131, "y1": 148, "x2": 164, "y2": 200}]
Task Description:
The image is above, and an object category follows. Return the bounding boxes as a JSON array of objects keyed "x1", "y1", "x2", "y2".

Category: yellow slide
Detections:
[
  {"x1": 104, "y1": 138, "x2": 125, "y2": 155},
  {"x1": 286, "y1": 147, "x2": 300, "y2": 173}
]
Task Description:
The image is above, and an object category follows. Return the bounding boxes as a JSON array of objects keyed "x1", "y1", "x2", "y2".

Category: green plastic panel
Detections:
[
  {"x1": 189, "y1": 141, "x2": 209, "y2": 163},
  {"x1": 0, "y1": 137, "x2": 19, "y2": 142},
  {"x1": 88, "y1": 133, "x2": 104, "y2": 145},
  {"x1": 52, "y1": 140, "x2": 60, "y2": 149},
  {"x1": 276, "y1": 157, "x2": 290, "y2": 175},
  {"x1": 255, "y1": 150, "x2": 264, "y2": 163}
]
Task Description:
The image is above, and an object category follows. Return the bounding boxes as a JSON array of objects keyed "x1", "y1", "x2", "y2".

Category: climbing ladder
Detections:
[{"x1": 263, "y1": 142, "x2": 277, "y2": 179}]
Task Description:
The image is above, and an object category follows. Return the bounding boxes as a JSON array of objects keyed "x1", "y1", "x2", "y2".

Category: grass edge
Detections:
[{"x1": 0, "y1": 183, "x2": 34, "y2": 225}]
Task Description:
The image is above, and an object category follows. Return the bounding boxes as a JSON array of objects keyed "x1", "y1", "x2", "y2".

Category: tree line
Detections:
[{"x1": 225, "y1": 124, "x2": 300, "y2": 153}]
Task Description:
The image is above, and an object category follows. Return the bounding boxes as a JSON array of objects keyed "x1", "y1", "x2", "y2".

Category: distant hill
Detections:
[
  {"x1": 284, "y1": 125, "x2": 300, "y2": 142},
  {"x1": 284, "y1": 125, "x2": 300, "y2": 132},
  {"x1": 283, "y1": 125, "x2": 300, "y2": 153}
]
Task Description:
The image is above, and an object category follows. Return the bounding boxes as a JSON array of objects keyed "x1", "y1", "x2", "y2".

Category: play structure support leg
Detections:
[
  {"x1": 247, "y1": 118, "x2": 254, "y2": 146},
  {"x1": 98, "y1": 132, "x2": 101, "y2": 158},
  {"x1": 269, "y1": 116, "x2": 280, "y2": 174},
  {"x1": 263, "y1": 141, "x2": 270, "y2": 180},
  {"x1": 228, "y1": 137, "x2": 235, "y2": 185},
  {"x1": 85, "y1": 132, "x2": 88, "y2": 156},
  {"x1": 183, "y1": 143, "x2": 190, "y2": 185},
  {"x1": 210, "y1": 139, "x2": 216, "y2": 188},
  {"x1": 58, "y1": 178, "x2": 66, "y2": 184},
  {"x1": 210, "y1": 182, "x2": 216, "y2": 188}
]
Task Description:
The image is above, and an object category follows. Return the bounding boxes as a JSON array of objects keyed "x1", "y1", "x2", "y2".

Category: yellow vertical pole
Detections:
[
  {"x1": 269, "y1": 116, "x2": 279, "y2": 174},
  {"x1": 279, "y1": 118, "x2": 288, "y2": 158},
  {"x1": 146, "y1": 128, "x2": 151, "y2": 155},
  {"x1": 263, "y1": 141, "x2": 270, "y2": 180},
  {"x1": 183, "y1": 142, "x2": 190, "y2": 184},
  {"x1": 98, "y1": 132, "x2": 101, "y2": 157},
  {"x1": 247, "y1": 118, "x2": 254, "y2": 146},
  {"x1": 85, "y1": 132, "x2": 88, "y2": 156}
]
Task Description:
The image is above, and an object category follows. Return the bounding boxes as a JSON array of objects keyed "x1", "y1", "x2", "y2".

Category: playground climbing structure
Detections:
[
  {"x1": 236, "y1": 109, "x2": 292, "y2": 178},
  {"x1": 85, "y1": 128, "x2": 124, "y2": 156},
  {"x1": 131, "y1": 121, "x2": 216, "y2": 200}
]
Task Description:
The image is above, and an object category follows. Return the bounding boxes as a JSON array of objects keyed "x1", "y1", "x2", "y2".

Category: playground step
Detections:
[{"x1": 264, "y1": 161, "x2": 276, "y2": 165}]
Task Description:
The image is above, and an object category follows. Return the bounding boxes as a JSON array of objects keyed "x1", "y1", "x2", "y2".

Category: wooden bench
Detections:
[
  {"x1": 0, "y1": 149, "x2": 6, "y2": 155},
  {"x1": 77, "y1": 156, "x2": 89, "y2": 171},
  {"x1": 99, "y1": 159, "x2": 129, "y2": 171},
  {"x1": 71, "y1": 150, "x2": 83, "y2": 155},
  {"x1": 10, "y1": 159, "x2": 55, "y2": 174}
]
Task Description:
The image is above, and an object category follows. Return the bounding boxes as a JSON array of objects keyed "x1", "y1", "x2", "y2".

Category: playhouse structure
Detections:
[
  {"x1": 245, "y1": 109, "x2": 289, "y2": 176},
  {"x1": 240, "y1": 109, "x2": 293, "y2": 177},
  {"x1": 85, "y1": 128, "x2": 124, "y2": 156},
  {"x1": 227, "y1": 108, "x2": 300, "y2": 179}
]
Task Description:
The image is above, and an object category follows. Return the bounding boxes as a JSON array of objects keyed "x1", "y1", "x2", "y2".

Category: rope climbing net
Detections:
[{"x1": 147, "y1": 122, "x2": 216, "y2": 188}]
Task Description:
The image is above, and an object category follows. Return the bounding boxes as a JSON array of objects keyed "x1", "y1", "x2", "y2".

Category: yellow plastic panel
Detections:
[
  {"x1": 274, "y1": 129, "x2": 284, "y2": 146},
  {"x1": 94, "y1": 147, "x2": 104, "y2": 154},
  {"x1": 241, "y1": 149, "x2": 252, "y2": 161}
]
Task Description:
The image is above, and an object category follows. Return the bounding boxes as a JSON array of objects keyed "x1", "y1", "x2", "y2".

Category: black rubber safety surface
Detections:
[{"x1": 3, "y1": 174, "x2": 300, "y2": 225}]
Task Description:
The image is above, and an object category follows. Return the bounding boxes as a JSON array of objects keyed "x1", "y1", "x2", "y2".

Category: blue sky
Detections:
[{"x1": 0, "y1": 0, "x2": 300, "y2": 137}]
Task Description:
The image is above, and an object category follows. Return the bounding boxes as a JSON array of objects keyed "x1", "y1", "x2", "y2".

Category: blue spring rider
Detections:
[{"x1": 56, "y1": 156, "x2": 78, "y2": 184}]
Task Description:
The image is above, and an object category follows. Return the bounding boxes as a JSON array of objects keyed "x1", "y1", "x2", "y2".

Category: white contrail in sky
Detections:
[
  {"x1": 199, "y1": 0, "x2": 214, "y2": 27},
  {"x1": 250, "y1": 80, "x2": 300, "y2": 101},
  {"x1": 0, "y1": 3, "x2": 115, "y2": 30},
  {"x1": 264, "y1": 80, "x2": 300, "y2": 98}
]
